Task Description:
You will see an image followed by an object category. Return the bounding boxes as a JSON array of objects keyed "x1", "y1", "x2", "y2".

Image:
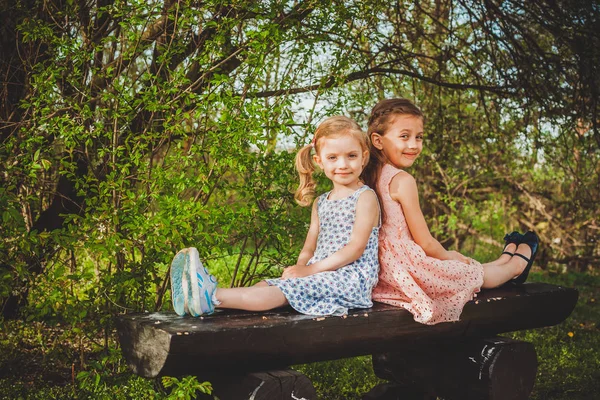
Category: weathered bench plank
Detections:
[{"x1": 116, "y1": 282, "x2": 577, "y2": 378}]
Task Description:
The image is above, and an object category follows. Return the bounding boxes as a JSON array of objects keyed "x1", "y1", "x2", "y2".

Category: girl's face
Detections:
[
  {"x1": 314, "y1": 135, "x2": 368, "y2": 189},
  {"x1": 371, "y1": 115, "x2": 423, "y2": 169}
]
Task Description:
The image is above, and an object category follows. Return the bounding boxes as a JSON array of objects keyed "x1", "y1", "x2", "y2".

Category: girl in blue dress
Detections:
[{"x1": 170, "y1": 116, "x2": 380, "y2": 317}]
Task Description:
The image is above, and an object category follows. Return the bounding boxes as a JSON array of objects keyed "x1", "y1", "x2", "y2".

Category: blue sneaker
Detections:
[
  {"x1": 170, "y1": 249, "x2": 190, "y2": 316},
  {"x1": 186, "y1": 247, "x2": 218, "y2": 317}
]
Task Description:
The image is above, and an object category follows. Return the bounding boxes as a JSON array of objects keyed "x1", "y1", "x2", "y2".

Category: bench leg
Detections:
[
  {"x1": 199, "y1": 369, "x2": 317, "y2": 400},
  {"x1": 370, "y1": 336, "x2": 537, "y2": 400}
]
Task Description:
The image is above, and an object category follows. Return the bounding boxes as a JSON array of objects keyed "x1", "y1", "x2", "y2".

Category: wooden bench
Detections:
[{"x1": 116, "y1": 282, "x2": 578, "y2": 400}]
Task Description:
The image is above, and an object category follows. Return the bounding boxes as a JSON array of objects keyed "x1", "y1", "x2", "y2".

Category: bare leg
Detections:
[
  {"x1": 482, "y1": 243, "x2": 517, "y2": 267},
  {"x1": 481, "y1": 243, "x2": 532, "y2": 288},
  {"x1": 216, "y1": 285, "x2": 288, "y2": 311}
]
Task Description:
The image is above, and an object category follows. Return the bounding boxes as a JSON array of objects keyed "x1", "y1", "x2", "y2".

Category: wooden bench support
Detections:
[
  {"x1": 370, "y1": 337, "x2": 537, "y2": 400},
  {"x1": 198, "y1": 369, "x2": 317, "y2": 400}
]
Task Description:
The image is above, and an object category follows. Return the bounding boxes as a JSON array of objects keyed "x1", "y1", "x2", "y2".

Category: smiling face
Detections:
[
  {"x1": 370, "y1": 115, "x2": 424, "y2": 169},
  {"x1": 314, "y1": 134, "x2": 368, "y2": 190}
]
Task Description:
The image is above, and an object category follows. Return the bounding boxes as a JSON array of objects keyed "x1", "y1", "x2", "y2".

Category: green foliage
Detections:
[
  {"x1": 2, "y1": 0, "x2": 316, "y2": 324},
  {"x1": 507, "y1": 272, "x2": 600, "y2": 400},
  {"x1": 1, "y1": 0, "x2": 597, "y2": 320},
  {"x1": 0, "y1": 318, "x2": 211, "y2": 399},
  {"x1": 294, "y1": 356, "x2": 383, "y2": 400},
  {"x1": 161, "y1": 376, "x2": 212, "y2": 399}
]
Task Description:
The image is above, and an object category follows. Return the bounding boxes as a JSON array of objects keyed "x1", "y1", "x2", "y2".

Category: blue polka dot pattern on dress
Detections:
[{"x1": 266, "y1": 185, "x2": 380, "y2": 316}]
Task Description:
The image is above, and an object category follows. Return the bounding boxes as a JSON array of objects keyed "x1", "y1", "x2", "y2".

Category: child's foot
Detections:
[
  {"x1": 512, "y1": 231, "x2": 539, "y2": 284},
  {"x1": 170, "y1": 249, "x2": 190, "y2": 316},
  {"x1": 498, "y1": 242, "x2": 518, "y2": 264},
  {"x1": 186, "y1": 247, "x2": 218, "y2": 317},
  {"x1": 511, "y1": 243, "x2": 531, "y2": 277}
]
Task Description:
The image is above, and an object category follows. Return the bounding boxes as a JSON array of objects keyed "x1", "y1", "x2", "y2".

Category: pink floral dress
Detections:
[{"x1": 372, "y1": 164, "x2": 484, "y2": 325}]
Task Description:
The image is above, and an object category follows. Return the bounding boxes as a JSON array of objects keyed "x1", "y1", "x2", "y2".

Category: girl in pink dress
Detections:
[{"x1": 362, "y1": 98, "x2": 539, "y2": 325}]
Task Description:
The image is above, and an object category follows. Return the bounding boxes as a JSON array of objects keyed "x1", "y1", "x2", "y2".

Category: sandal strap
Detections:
[
  {"x1": 502, "y1": 251, "x2": 514, "y2": 257},
  {"x1": 513, "y1": 252, "x2": 531, "y2": 263}
]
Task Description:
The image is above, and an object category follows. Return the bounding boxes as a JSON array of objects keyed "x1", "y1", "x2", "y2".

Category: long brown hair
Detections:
[
  {"x1": 362, "y1": 98, "x2": 424, "y2": 220},
  {"x1": 295, "y1": 116, "x2": 368, "y2": 206}
]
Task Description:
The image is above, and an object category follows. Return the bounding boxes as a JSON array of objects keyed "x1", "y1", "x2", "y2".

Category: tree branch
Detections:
[{"x1": 244, "y1": 66, "x2": 516, "y2": 98}]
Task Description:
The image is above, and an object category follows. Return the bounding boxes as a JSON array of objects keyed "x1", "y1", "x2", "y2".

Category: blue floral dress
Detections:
[{"x1": 266, "y1": 185, "x2": 380, "y2": 316}]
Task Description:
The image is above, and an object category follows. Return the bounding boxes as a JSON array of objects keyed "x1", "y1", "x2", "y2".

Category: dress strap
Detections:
[
  {"x1": 379, "y1": 164, "x2": 403, "y2": 190},
  {"x1": 352, "y1": 184, "x2": 370, "y2": 198},
  {"x1": 316, "y1": 191, "x2": 329, "y2": 207},
  {"x1": 353, "y1": 185, "x2": 381, "y2": 228}
]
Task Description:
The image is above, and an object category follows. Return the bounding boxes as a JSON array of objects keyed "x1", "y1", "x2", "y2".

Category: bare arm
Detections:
[
  {"x1": 389, "y1": 172, "x2": 469, "y2": 263},
  {"x1": 295, "y1": 200, "x2": 319, "y2": 266}
]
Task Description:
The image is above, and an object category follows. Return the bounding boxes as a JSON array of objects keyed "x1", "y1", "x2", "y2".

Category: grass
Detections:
[
  {"x1": 0, "y1": 271, "x2": 598, "y2": 399},
  {"x1": 507, "y1": 271, "x2": 600, "y2": 400}
]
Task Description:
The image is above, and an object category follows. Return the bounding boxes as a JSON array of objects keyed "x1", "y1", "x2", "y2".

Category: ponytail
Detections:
[
  {"x1": 294, "y1": 115, "x2": 368, "y2": 207},
  {"x1": 294, "y1": 145, "x2": 317, "y2": 206}
]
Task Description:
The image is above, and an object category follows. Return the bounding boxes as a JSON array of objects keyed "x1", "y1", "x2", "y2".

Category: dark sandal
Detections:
[
  {"x1": 502, "y1": 231, "x2": 522, "y2": 257},
  {"x1": 512, "y1": 231, "x2": 539, "y2": 284},
  {"x1": 504, "y1": 231, "x2": 522, "y2": 245}
]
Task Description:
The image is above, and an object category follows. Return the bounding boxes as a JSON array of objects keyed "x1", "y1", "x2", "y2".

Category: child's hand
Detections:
[
  {"x1": 446, "y1": 250, "x2": 472, "y2": 265},
  {"x1": 282, "y1": 264, "x2": 314, "y2": 279}
]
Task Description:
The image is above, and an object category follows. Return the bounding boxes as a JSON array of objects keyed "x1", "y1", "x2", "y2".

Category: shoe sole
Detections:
[
  {"x1": 188, "y1": 248, "x2": 202, "y2": 317},
  {"x1": 170, "y1": 249, "x2": 189, "y2": 316}
]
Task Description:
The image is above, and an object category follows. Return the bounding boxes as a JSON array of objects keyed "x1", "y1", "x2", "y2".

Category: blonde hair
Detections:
[{"x1": 294, "y1": 116, "x2": 368, "y2": 206}]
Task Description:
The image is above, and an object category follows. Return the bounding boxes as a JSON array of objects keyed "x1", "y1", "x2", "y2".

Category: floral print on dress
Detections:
[
  {"x1": 372, "y1": 164, "x2": 484, "y2": 325},
  {"x1": 267, "y1": 185, "x2": 380, "y2": 316}
]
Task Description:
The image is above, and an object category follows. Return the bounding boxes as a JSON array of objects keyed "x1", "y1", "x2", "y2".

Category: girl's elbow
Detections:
[
  {"x1": 419, "y1": 238, "x2": 437, "y2": 255},
  {"x1": 348, "y1": 244, "x2": 367, "y2": 261}
]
